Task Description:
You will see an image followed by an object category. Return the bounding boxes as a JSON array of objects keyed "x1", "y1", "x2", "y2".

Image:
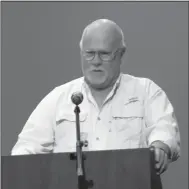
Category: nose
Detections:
[{"x1": 91, "y1": 52, "x2": 102, "y2": 66}]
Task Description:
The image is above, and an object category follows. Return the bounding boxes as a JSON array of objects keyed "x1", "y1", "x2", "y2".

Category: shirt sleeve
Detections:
[
  {"x1": 11, "y1": 87, "x2": 60, "y2": 155},
  {"x1": 144, "y1": 79, "x2": 181, "y2": 162}
]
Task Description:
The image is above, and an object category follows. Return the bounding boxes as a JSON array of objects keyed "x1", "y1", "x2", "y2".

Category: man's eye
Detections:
[
  {"x1": 101, "y1": 52, "x2": 111, "y2": 55},
  {"x1": 85, "y1": 52, "x2": 94, "y2": 56},
  {"x1": 100, "y1": 52, "x2": 112, "y2": 57}
]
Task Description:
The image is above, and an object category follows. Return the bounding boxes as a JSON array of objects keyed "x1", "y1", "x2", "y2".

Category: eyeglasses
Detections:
[{"x1": 82, "y1": 48, "x2": 121, "y2": 61}]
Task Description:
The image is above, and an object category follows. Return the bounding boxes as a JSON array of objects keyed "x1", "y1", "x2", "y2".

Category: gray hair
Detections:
[{"x1": 79, "y1": 19, "x2": 126, "y2": 50}]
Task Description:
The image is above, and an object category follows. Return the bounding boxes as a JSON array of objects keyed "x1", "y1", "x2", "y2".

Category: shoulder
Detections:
[
  {"x1": 121, "y1": 73, "x2": 162, "y2": 97},
  {"x1": 55, "y1": 77, "x2": 84, "y2": 92},
  {"x1": 121, "y1": 73, "x2": 153, "y2": 89},
  {"x1": 40, "y1": 77, "x2": 84, "y2": 104},
  {"x1": 49, "y1": 77, "x2": 84, "y2": 104}
]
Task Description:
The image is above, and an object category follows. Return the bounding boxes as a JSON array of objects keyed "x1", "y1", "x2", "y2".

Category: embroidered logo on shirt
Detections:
[{"x1": 125, "y1": 97, "x2": 139, "y2": 106}]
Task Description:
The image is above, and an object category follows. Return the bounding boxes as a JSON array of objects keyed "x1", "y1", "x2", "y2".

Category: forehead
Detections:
[{"x1": 82, "y1": 30, "x2": 120, "y2": 51}]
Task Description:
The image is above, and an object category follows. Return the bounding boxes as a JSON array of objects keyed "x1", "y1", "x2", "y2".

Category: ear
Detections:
[
  {"x1": 120, "y1": 47, "x2": 126, "y2": 57},
  {"x1": 119, "y1": 47, "x2": 126, "y2": 65}
]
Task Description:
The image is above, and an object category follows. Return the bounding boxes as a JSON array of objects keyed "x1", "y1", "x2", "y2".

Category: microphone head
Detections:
[{"x1": 71, "y1": 92, "x2": 84, "y2": 105}]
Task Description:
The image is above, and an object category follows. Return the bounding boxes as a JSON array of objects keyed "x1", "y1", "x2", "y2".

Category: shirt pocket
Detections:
[
  {"x1": 112, "y1": 102, "x2": 144, "y2": 139},
  {"x1": 55, "y1": 112, "x2": 88, "y2": 148}
]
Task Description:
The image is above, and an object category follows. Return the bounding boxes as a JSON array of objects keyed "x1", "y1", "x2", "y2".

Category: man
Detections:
[{"x1": 12, "y1": 19, "x2": 181, "y2": 175}]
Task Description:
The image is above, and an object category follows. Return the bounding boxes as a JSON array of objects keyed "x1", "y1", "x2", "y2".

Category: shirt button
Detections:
[
  {"x1": 97, "y1": 117, "x2": 101, "y2": 121},
  {"x1": 109, "y1": 129, "x2": 112, "y2": 132},
  {"x1": 96, "y1": 137, "x2": 100, "y2": 141}
]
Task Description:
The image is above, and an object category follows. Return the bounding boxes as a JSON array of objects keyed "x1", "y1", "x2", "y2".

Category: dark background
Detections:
[{"x1": 1, "y1": 2, "x2": 188, "y2": 189}]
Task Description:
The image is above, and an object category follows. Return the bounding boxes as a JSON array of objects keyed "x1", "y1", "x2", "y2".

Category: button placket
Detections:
[
  {"x1": 95, "y1": 114, "x2": 101, "y2": 143},
  {"x1": 94, "y1": 114, "x2": 108, "y2": 150},
  {"x1": 108, "y1": 120, "x2": 113, "y2": 132}
]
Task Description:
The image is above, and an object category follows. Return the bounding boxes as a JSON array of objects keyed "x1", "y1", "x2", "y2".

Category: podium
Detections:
[{"x1": 2, "y1": 148, "x2": 162, "y2": 189}]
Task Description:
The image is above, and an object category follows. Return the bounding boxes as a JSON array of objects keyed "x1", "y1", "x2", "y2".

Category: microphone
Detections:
[{"x1": 71, "y1": 92, "x2": 84, "y2": 105}]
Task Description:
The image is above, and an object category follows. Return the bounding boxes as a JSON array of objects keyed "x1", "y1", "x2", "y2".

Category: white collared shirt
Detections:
[{"x1": 11, "y1": 73, "x2": 181, "y2": 161}]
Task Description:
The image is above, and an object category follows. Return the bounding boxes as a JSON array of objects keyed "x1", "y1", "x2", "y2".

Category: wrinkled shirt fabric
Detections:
[{"x1": 11, "y1": 73, "x2": 181, "y2": 161}]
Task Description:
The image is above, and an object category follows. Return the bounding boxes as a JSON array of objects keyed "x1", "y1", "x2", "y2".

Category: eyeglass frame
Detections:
[{"x1": 81, "y1": 47, "x2": 124, "y2": 62}]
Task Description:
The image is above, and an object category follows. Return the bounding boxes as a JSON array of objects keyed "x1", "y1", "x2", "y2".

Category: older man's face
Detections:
[{"x1": 81, "y1": 32, "x2": 122, "y2": 90}]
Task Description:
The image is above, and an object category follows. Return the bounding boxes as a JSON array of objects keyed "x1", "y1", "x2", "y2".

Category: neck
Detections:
[
  {"x1": 90, "y1": 86, "x2": 113, "y2": 110},
  {"x1": 87, "y1": 80, "x2": 114, "y2": 98},
  {"x1": 86, "y1": 74, "x2": 120, "y2": 108}
]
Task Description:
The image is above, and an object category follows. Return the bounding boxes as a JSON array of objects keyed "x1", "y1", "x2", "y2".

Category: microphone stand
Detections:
[
  {"x1": 74, "y1": 105, "x2": 89, "y2": 189},
  {"x1": 74, "y1": 105, "x2": 84, "y2": 177}
]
